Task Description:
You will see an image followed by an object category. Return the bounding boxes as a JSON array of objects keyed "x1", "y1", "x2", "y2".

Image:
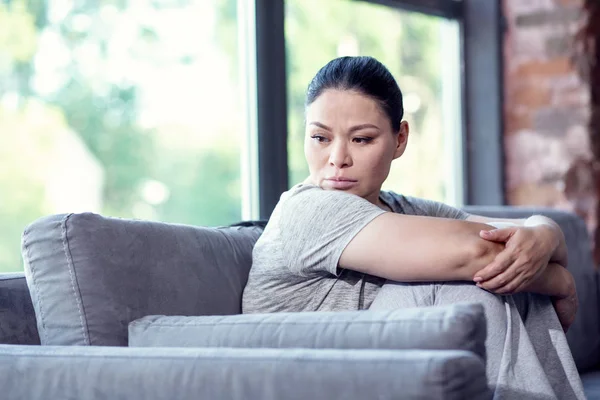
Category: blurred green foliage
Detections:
[{"x1": 0, "y1": 0, "x2": 446, "y2": 272}]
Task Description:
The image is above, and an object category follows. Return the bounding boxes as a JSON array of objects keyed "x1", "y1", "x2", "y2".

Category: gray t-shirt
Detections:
[{"x1": 241, "y1": 184, "x2": 470, "y2": 314}]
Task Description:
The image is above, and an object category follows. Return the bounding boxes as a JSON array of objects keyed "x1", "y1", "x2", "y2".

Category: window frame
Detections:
[
  {"x1": 255, "y1": 0, "x2": 290, "y2": 219},
  {"x1": 254, "y1": 0, "x2": 504, "y2": 219},
  {"x1": 461, "y1": 0, "x2": 505, "y2": 206}
]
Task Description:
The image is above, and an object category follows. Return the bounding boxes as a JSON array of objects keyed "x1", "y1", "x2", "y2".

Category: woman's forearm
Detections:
[{"x1": 523, "y1": 262, "x2": 574, "y2": 298}]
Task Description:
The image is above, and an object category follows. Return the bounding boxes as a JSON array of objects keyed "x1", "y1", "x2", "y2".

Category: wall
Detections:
[{"x1": 503, "y1": 0, "x2": 596, "y2": 254}]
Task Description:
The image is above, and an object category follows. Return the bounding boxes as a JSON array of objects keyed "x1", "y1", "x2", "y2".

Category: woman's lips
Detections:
[{"x1": 325, "y1": 178, "x2": 358, "y2": 190}]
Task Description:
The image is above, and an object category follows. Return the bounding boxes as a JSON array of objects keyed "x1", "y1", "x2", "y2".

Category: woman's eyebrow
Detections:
[
  {"x1": 348, "y1": 124, "x2": 380, "y2": 132},
  {"x1": 309, "y1": 121, "x2": 332, "y2": 131},
  {"x1": 309, "y1": 122, "x2": 380, "y2": 132}
]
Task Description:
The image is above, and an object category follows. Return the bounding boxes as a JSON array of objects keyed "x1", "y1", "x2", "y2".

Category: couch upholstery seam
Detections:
[
  {"x1": 0, "y1": 351, "x2": 457, "y2": 364},
  {"x1": 22, "y1": 226, "x2": 48, "y2": 344},
  {"x1": 0, "y1": 276, "x2": 26, "y2": 281},
  {"x1": 61, "y1": 214, "x2": 91, "y2": 345},
  {"x1": 131, "y1": 318, "x2": 451, "y2": 328}
]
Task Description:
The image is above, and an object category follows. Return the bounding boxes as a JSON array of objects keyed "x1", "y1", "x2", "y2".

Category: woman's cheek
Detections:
[{"x1": 373, "y1": 153, "x2": 392, "y2": 175}]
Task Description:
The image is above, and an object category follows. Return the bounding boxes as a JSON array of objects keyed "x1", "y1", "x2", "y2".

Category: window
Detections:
[
  {"x1": 0, "y1": 0, "x2": 250, "y2": 273},
  {"x1": 285, "y1": 0, "x2": 463, "y2": 205},
  {"x1": 0, "y1": 0, "x2": 502, "y2": 273}
]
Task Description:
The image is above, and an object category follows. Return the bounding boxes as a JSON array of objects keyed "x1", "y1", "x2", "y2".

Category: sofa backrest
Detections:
[
  {"x1": 20, "y1": 207, "x2": 600, "y2": 372},
  {"x1": 0, "y1": 273, "x2": 40, "y2": 345},
  {"x1": 22, "y1": 213, "x2": 261, "y2": 346}
]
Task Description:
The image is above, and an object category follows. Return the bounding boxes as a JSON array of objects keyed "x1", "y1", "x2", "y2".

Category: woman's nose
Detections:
[{"x1": 328, "y1": 142, "x2": 352, "y2": 168}]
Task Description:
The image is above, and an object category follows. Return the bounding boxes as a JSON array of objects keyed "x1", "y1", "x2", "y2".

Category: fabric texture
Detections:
[
  {"x1": 380, "y1": 191, "x2": 470, "y2": 220},
  {"x1": 0, "y1": 344, "x2": 491, "y2": 400},
  {"x1": 242, "y1": 184, "x2": 469, "y2": 314},
  {"x1": 21, "y1": 213, "x2": 261, "y2": 346},
  {"x1": 464, "y1": 206, "x2": 600, "y2": 373},
  {"x1": 582, "y1": 371, "x2": 600, "y2": 399},
  {"x1": 371, "y1": 279, "x2": 586, "y2": 399},
  {"x1": 129, "y1": 303, "x2": 486, "y2": 359},
  {"x1": 0, "y1": 273, "x2": 40, "y2": 345}
]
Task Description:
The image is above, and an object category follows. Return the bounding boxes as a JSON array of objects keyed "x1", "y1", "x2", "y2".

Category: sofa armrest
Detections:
[
  {"x1": 0, "y1": 345, "x2": 490, "y2": 400},
  {"x1": 463, "y1": 206, "x2": 600, "y2": 372},
  {"x1": 129, "y1": 303, "x2": 487, "y2": 360},
  {"x1": 0, "y1": 273, "x2": 39, "y2": 345},
  {"x1": 22, "y1": 213, "x2": 261, "y2": 346}
]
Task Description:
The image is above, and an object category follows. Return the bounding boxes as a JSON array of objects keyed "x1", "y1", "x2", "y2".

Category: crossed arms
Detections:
[{"x1": 340, "y1": 212, "x2": 577, "y2": 330}]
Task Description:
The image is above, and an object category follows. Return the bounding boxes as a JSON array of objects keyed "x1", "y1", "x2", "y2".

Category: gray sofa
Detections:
[{"x1": 0, "y1": 206, "x2": 599, "y2": 399}]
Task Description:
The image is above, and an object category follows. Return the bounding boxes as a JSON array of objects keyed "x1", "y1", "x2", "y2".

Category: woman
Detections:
[{"x1": 242, "y1": 56, "x2": 584, "y2": 399}]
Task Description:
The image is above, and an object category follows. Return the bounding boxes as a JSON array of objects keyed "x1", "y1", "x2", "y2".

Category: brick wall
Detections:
[{"x1": 503, "y1": 0, "x2": 596, "y2": 250}]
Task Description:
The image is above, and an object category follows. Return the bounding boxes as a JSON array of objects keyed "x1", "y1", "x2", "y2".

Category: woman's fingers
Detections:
[
  {"x1": 478, "y1": 261, "x2": 539, "y2": 293},
  {"x1": 476, "y1": 226, "x2": 554, "y2": 295},
  {"x1": 487, "y1": 272, "x2": 528, "y2": 294},
  {"x1": 473, "y1": 250, "x2": 515, "y2": 282},
  {"x1": 479, "y1": 227, "x2": 517, "y2": 243},
  {"x1": 510, "y1": 279, "x2": 530, "y2": 295},
  {"x1": 477, "y1": 267, "x2": 521, "y2": 291}
]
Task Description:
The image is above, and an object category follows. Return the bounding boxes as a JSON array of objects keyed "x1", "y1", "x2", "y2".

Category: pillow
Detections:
[
  {"x1": 22, "y1": 213, "x2": 261, "y2": 346},
  {"x1": 129, "y1": 303, "x2": 487, "y2": 360}
]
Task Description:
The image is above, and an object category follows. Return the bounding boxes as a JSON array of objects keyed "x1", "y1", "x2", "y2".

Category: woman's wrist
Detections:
[{"x1": 524, "y1": 216, "x2": 568, "y2": 267}]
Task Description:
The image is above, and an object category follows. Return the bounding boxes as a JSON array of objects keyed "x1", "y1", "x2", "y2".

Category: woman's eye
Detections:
[
  {"x1": 353, "y1": 137, "x2": 373, "y2": 144},
  {"x1": 311, "y1": 135, "x2": 327, "y2": 143}
]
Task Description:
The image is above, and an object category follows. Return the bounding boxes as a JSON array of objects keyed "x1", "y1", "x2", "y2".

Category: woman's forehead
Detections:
[{"x1": 306, "y1": 89, "x2": 386, "y2": 123}]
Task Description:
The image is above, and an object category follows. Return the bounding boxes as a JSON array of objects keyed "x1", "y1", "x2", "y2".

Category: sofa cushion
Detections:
[
  {"x1": 22, "y1": 213, "x2": 261, "y2": 346},
  {"x1": 0, "y1": 345, "x2": 491, "y2": 400},
  {"x1": 0, "y1": 273, "x2": 40, "y2": 345},
  {"x1": 581, "y1": 371, "x2": 600, "y2": 400},
  {"x1": 129, "y1": 303, "x2": 487, "y2": 359}
]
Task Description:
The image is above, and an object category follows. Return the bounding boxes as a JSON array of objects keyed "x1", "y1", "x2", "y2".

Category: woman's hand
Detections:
[{"x1": 473, "y1": 225, "x2": 559, "y2": 294}]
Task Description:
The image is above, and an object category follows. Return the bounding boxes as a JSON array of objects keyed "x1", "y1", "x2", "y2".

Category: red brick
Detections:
[
  {"x1": 513, "y1": 57, "x2": 576, "y2": 78},
  {"x1": 504, "y1": 109, "x2": 533, "y2": 133},
  {"x1": 509, "y1": 80, "x2": 553, "y2": 108},
  {"x1": 551, "y1": 86, "x2": 590, "y2": 107},
  {"x1": 503, "y1": 0, "x2": 597, "y2": 263},
  {"x1": 555, "y1": 0, "x2": 583, "y2": 7},
  {"x1": 507, "y1": 182, "x2": 567, "y2": 207}
]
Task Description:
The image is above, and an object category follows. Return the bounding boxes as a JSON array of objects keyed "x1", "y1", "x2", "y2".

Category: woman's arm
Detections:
[
  {"x1": 520, "y1": 263, "x2": 578, "y2": 332},
  {"x1": 468, "y1": 214, "x2": 568, "y2": 267},
  {"x1": 339, "y1": 212, "x2": 503, "y2": 281},
  {"x1": 520, "y1": 262, "x2": 574, "y2": 298},
  {"x1": 524, "y1": 216, "x2": 568, "y2": 267},
  {"x1": 466, "y1": 214, "x2": 569, "y2": 293}
]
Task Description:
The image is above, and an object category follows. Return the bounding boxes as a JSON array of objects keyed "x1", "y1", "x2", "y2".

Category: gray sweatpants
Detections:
[{"x1": 370, "y1": 281, "x2": 586, "y2": 400}]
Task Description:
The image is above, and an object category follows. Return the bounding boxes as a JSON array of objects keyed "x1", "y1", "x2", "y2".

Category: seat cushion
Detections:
[
  {"x1": 22, "y1": 213, "x2": 260, "y2": 346},
  {"x1": 0, "y1": 345, "x2": 490, "y2": 400},
  {"x1": 129, "y1": 303, "x2": 487, "y2": 359}
]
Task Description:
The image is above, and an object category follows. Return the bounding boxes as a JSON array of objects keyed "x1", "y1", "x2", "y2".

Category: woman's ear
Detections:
[{"x1": 393, "y1": 121, "x2": 409, "y2": 159}]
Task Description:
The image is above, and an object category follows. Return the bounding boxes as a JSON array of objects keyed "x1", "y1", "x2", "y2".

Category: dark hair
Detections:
[{"x1": 305, "y1": 56, "x2": 404, "y2": 132}]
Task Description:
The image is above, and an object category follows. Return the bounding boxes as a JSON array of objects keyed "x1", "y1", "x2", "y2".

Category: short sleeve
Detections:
[
  {"x1": 400, "y1": 194, "x2": 470, "y2": 220},
  {"x1": 279, "y1": 185, "x2": 386, "y2": 277}
]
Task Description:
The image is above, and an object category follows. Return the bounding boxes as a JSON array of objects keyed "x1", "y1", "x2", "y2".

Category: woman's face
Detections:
[{"x1": 304, "y1": 89, "x2": 408, "y2": 205}]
